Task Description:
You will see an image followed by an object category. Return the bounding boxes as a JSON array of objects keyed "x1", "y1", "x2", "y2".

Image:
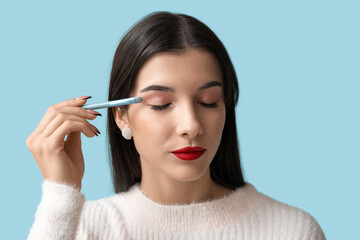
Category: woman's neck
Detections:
[{"x1": 139, "y1": 168, "x2": 233, "y2": 205}]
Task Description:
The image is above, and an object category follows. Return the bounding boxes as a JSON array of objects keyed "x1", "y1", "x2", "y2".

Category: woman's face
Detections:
[{"x1": 115, "y1": 49, "x2": 225, "y2": 184}]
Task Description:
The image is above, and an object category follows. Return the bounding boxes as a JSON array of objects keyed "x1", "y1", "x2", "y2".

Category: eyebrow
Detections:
[{"x1": 140, "y1": 81, "x2": 222, "y2": 93}]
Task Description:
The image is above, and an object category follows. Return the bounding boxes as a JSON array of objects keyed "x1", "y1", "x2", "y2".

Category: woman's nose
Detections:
[{"x1": 175, "y1": 104, "x2": 204, "y2": 139}]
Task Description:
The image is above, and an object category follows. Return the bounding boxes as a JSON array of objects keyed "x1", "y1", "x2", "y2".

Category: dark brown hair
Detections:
[{"x1": 107, "y1": 11, "x2": 246, "y2": 193}]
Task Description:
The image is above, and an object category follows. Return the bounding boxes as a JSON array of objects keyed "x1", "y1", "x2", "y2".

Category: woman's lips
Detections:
[{"x1": 171, "y1": 146, "x2": 206, "y2": 161}]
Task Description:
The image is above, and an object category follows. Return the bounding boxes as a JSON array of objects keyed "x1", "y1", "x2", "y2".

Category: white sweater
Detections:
[{"x1": 27, "y1": 181, "x2": 325, "y2": 240}]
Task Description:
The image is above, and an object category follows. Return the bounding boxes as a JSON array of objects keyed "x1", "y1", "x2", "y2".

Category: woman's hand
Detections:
[{"x1": 26, "y1": 96, "x2": 101, "y2": 190}]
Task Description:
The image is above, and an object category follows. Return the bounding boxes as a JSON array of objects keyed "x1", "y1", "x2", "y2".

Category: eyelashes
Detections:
[
  {"x1": 200, "y1": 102, "x2": 218, "y2": 108},
  {"x1": 151, "y1": 103, "x2": 171, "y2": 111},
  {"x1": 151, "y1": 102, "x2": 218, "y2": 111}
]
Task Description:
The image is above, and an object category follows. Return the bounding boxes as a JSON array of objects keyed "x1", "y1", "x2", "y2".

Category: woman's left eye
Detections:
[
  {"x1": 200, "y1": 102, "x2": 218, "y2": 108},
  {"x1": 150, "y1": 102, "x2": 218, "y2": 111},
  {"x1": 151, "y1": 103, "x2": 171, "y2": 111}
]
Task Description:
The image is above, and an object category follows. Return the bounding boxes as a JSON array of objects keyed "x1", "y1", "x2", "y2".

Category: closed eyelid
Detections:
[
  {"x1": 198, "y1": 88, "x2": 222, "y2": 101},
  {"x1": 142, "y1": 93, "x2": 172, "y2": 105}
]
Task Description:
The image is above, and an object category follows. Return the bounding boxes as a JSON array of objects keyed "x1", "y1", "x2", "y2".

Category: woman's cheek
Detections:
[
  {"x1": 137, "y1": 109, "x2": 169, "y2": 134},
  {"x1": 210, "y1": 103, "x2": 226, "y2": 130}
]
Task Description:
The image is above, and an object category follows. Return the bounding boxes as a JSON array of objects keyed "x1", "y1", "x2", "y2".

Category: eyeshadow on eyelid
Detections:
[
  {"x1": 199, "y1": 97, "x2": 219, "y2": 103},
  {"x1": 145, "y1": 99, "x2": 167, "y2": 105},
  {"x1": 141, "y1": 88, "x2": 221, "y2": 104},
  {"x1": 142, "y1": 94, "x2": 171, "y2": 105},
  {"x1": 199, "y1": 90, "x2": 222, "y2": 101}
]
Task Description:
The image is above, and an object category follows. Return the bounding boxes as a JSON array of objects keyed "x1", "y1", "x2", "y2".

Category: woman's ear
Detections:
[{"x1": 112, "y1": 107, "x2": 130, "y2": 130}]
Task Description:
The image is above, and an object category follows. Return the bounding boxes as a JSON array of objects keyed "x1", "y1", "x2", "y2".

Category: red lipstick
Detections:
[{"x1": 171, "y1": 146, "x2": 206, "y2": 161}]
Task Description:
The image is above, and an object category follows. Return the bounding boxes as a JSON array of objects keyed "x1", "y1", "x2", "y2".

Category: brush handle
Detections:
[{"x1": 82, "y1": 97, "x2": 143, "y2": 110}]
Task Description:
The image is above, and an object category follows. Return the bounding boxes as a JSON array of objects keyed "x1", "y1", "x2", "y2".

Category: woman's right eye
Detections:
[{"x1": 151, "y1": 103, "x2": 171, "y2": 111}]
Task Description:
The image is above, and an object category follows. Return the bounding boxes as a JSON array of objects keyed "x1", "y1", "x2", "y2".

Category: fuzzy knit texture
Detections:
[{"x1": 27, "y1": 181, "x2": 326, "y2": 240}]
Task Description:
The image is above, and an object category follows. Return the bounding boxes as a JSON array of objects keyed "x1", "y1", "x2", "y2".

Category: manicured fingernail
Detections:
[
  {"x1": 96, "y1": 130, "x2": 101, "y2": 135},
  {"x1": 76, "y1": 96, "x2": 92, "y2": 100},
  {"x1": 86, "y1": 110, "x2": 102, "y2": 116}
]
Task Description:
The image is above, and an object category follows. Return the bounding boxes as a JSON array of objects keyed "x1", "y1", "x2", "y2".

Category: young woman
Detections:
[{"x1": 27, "y1": 12, "x2": 325, "y2": 239}]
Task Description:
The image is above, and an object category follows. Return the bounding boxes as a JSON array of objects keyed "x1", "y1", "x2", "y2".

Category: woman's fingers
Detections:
[
  {"x1": 46, "y1": 120, "x2": 97, "y2": 151},
  {"x1": 26, "y1": 96, "x2": 101, "y2": 189},
  {"x1": 41, "y1": 113, "x2": 99, "y2": 138},
  {"x1": 66, "y1": 130, "x2": 82, "y2": 148},
  {"x1": 55, "y1": 96, "x2": 92, "y2": 108},
  {"x1": 34, "y1": 99, "x2": 100, "y2": 136}
]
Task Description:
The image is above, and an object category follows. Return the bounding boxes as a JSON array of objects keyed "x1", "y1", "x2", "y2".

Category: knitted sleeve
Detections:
[
  {"x1": 279, "y1": 204, "x2": 327, "y2": 240},
  {"x1": 303, "y1": 212, "x2": 326, "y2": 240},
  {"x1": 27, "y1": 180, "x2": 85, "y2": 240}
]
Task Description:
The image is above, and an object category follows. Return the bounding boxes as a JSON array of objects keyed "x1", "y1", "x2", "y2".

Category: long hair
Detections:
[{"x1": 107, "y1": 11, "x2": 246, "y2": 193}]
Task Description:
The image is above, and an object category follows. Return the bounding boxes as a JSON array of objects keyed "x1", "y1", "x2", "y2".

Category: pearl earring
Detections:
[{"x1": 121, "y1": 127, "x2": 133, "y2": 140}]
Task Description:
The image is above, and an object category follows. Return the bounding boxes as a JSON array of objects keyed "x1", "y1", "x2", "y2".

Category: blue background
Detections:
[{"x1": 1, "y1": 1, "x2": 359, "y2": 239}]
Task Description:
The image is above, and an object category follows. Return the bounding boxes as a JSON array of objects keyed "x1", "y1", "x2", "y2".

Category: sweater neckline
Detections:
[
  {"x1": 136, "y1": 184, "x2": 237, "y2": 207},
  {"x1": 115, "y1": 182, "x2": 263, "y2": 232}
]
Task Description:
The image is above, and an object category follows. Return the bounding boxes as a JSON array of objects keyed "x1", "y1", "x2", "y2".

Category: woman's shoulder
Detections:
[
  {"x1": 233, "y1": 183, "x2": 326, "y2": 239},
  {"x1": 242, "y1": 183, "x2": 317, "y2": 220}
]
